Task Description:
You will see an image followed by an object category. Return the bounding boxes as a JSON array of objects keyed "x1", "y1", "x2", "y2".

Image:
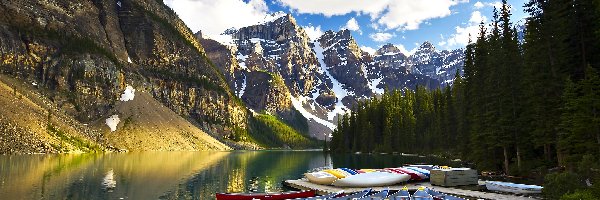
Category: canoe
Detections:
[
  {"x1": 385, "y1": 168, "x2": 427, "y2": 181},
  {"x1": 356, "y1": 169, "x2": 379, "y2": 173},
  {"x1": 389, "y1": 187, "x2": 411, "y2": 200},
  {"x1": 407, "y1": 165, "x2": 438, "y2": 171},
  {"x1": 404, "y1": 167, "x2": 430, "y2": 178},
  {"x1": 424, "y1": 188, "x2": 466, "y2": 200},
  {"x1": 332, "y1": 172, "x2": 410, "y2": 187},
  {"x1": 485, "y1": 181, "x2": 543, "y2": 194},
  {"x1": 329, "y1": 189, "x2": 371, "y2": 200},
  {"x1": 290, "y1": 191, "x2": 343, "y2": 200},
  {"x1": 412, "y1": 187, "x2": 434, "y2": 200},
  {"x1": 339, "y1": 167, "x2": 359, "y2": 175},
  {"x1": 357, "y1": 189, "x2": 388, "y2": 199},
  {"x1": 305, "y1": 171, "x2": 338, "y2": 185},
  {"x1": 323, "y1": 169, "x2": 353, "y2": 178},
  {"x1": 215, "y1": 190, "x2": 316, "y2": 200}
]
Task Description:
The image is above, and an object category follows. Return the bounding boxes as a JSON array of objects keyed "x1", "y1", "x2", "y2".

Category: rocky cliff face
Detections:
[
  {"x1": 318, "y1": 30, "x2": 372, "y2": 98},
  {"x1": 229, "y1": 14, "x2": 326, "y2": 97},
  {"x1": 0, "y1": 0, "x2": 247, "y2": 153}
]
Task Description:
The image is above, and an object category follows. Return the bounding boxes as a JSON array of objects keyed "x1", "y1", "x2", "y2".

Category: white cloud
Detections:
[
  {"x1": 474, "y1": 1, "x2": 484, "y2": 9},
  {"x1": 276, "y1": 0, "x2": 389, "y2": 18},
  {"x1": 343, "y1": 17, "x2": 362, "y2": 34},
  {"x1": 397, "y1": 44, "x2": 418, "y2": 56},
  {"x1": 370, "y1": 32, "x2": 394, "y2": 42},
  {"x1": 164, "y1": 0, "x2": 273, "y2": 36},
  {"x1": 304, "y1": 25, "x2": 324, "y2": 40},
  {"x1": 438, "y1": 41, "x2": 448, "y2": 46},
  {"x1": 473, "y1": 1, "x2": 503, "y2": 10},
  {"x1": 119, "y1": 85, "x2": 135, "y2": 101},
  {"x1": 469, "y1": 11, "x2": 487, "y2": 24},
  {"x1": 489, "y1": 1, "x2": 503, "y2": 10},
  {"x1": 277, "y1": 0, "x2": 468, "y2": 30},
  {"x1": 442, "y1": 11, "x2": 487, "y2": 49},
  {"x1": 361, "y1": 46, "x2": 377, "y2": 55}
]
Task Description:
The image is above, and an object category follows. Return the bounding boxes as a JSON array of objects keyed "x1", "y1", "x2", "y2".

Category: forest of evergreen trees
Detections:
[{"x1": 330, "y1": 0, "x2": 599, "y2": 198}]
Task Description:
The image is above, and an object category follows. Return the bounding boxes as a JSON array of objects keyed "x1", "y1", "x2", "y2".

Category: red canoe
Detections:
[
  {"x1": 385, "y1": 168, "x2": 423, "y2": 180},
  {"x1": 216, "y1": 190, "x2": 316, "y2": 200}
]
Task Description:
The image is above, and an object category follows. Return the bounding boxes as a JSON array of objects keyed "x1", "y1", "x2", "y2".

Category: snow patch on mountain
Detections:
[
  {"x1": 314, "y1": 41, "x2": 350, "y2": 121},
  {"x1": 237, "y1": 53, "x2": 248, "y2": 69},
  {"x1": 119, "y1": 85, "x2": 135, "y2": 101},
  {"x1": 369, "y1": 77, "x2": 384, "y2": 94},
  {"x1": 258, "y1": 11, "x2": 287, "y2": 25},
  {"x1": 290, "y1": 96, "x2": 336, "y2": 130},
  {"x1": 238, "y1": 73, "x2": 247, "y2": 97},
  {"x1": 105, "y1": 115, "x2": 120, "y2": 132}
]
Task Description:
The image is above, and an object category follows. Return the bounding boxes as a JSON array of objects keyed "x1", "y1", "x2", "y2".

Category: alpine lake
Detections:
[{"x1": 0, "y1": 150, "x2": 459, "y2": 199}]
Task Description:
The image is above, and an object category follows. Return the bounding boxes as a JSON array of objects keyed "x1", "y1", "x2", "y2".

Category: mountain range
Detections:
[
  {"x1": 0, "y1": 0, "x2": 463, "y2": 153},
  {"x1": 199, "y1": 13, "x2": 465, "y2": 139}
]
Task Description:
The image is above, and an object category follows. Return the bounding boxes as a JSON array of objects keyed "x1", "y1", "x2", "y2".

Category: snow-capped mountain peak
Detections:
[{"x1": 199, "y1": 13, "x2": 464, "y2": 138}]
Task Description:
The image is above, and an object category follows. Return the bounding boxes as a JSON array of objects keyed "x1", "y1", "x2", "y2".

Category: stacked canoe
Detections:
[
  {"x1": 305, "y1": 165, "x2": 436, "y2": 187},
  {"x1": 216, "y1": 187, "x2": 467, "y2": 200}
]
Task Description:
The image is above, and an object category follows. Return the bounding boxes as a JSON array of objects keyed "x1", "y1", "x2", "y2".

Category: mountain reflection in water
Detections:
[{"x1": 0, "y1": 151, "x2": 454, "y2": 199}]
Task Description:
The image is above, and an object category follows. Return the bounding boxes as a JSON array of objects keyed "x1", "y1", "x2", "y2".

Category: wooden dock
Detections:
[{"x1": 284, "y1": 179, "x2": 537, "y2": 200}]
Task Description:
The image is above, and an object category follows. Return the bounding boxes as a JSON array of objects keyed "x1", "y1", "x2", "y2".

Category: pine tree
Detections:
[{"x1": 453, "y1": 70, "x2": 469, "y2": 156}]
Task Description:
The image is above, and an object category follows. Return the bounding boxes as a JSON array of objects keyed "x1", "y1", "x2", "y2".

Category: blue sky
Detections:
[{"x1": 165, "y1": 0, "x2": 529, "y2": 54}]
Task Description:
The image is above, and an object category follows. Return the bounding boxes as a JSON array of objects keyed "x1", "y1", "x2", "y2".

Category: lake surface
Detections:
[{"x1": 0, "y1": 151, "x2": 456, "y2": 199}]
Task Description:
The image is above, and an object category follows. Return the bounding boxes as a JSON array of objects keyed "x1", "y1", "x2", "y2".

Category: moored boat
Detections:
[
  {"x1": 329, "y1": 189, "x2": 371, "y2": 200},
  {"x1": 305, "y1": 171, "x2": 338, "y2": 185},
  {"x1": 404, "y1": 167, "x2": 430, "y2": 178},
  {"x1": 332, "y1": 172, "x2": 410, "y2": 187},
  {"x1": 357, "y1": 189, "x2": 388, "y2": 199},
  {"x1": 389, "y1": 186, "x2": 411, "y2": 200},
  {"x1": 290, "y1": 191, "x2": 343, "y2": 200},
  {"x1": 485, "y1": 181, "x2": 543, "y2": 194},
  {"x1": 407, "y1": 165, "x2": 438, "y2": 171},
  {"x1": 323, "y1": 169, "x2": 353, "y2": 178},
  {"x1": 384, "y1": 168, "x2": 427, "y2": 181},
  {"x1": 424, "y1": 188, "x2": 466, "y2": 200},
  {"x1": 412, "y1": 187, "x2": 434, "y2": 200},
  {"x1": 215, "y1": 190, "x2": 316, "y2": 200}
]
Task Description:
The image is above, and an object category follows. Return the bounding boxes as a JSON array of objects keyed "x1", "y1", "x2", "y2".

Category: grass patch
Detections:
[
  {"x1": 46, "y1": 124, "x2": 101, "y2": 152},
  {"x1": 247, "y1": 113, "x2": 319, "y2": 149}
]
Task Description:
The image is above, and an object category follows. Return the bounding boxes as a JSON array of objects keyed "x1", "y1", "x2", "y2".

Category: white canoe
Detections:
[
  {"x1": 485, "y1": 181, "x2": 543, "y2": 194},
  {"x1": 305, "y1": 171, "x2": 338, "y2": 185},
  {"x1": 332, "y1": 172, "x2": 410, "y2": 187}
]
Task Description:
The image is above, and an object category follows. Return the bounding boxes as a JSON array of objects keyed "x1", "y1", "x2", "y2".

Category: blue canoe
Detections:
[
  {"x1": 329, "y1": 189, "x2": 371, "y2": 200},
  {"x1": 389, "y1": 188, "x2": 411, "y2": 200},
  {"x1": 357, "y1": 189, "x2": 388, "y2": 199},
  {"x1": 412, "y1": 188, "x2": 433, "y2": 200},
  {"x1": 425, "y1": 188, "x2": 466, "y2": 200}
]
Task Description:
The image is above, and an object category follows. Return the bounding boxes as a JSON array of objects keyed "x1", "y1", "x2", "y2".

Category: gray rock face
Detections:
[
  {"x1": 229, "y1": 14, "x2": 325, "y2": 97},
  {"x1": 0, "y1": 0, "x2": 247, "y2": 142},
  {"x1": 241, "y1": 71, "x2": 292, "y2": 115},
  {"x1": 318, "y1": 30, "x2": 372, "y2": 98}
]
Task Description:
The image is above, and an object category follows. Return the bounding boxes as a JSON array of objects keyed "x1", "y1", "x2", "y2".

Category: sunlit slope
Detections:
[
  {"x1": 0, "y1": 75, "x2": 101, "y2": 154},
  {"x1": 99, "y1": 92, "x2": 231, "y2": 151}
]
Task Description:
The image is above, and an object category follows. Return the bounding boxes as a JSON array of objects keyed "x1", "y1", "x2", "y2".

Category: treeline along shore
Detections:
[{"x1": 330, "y1": 0, "x2": 600, "y2": 199}]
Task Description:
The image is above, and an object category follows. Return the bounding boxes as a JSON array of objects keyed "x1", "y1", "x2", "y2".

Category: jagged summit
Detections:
[
  {"x1": 417, "y1": 41, "x2": 436, "y2": 51},
  {"x1": 375, "y1": 43, "x2": 404, "y2": 56}
]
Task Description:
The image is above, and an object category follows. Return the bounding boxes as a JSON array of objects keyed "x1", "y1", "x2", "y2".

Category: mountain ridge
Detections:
[{"x1": 199, "y1": 14, "x2": 465, "y2": 138}]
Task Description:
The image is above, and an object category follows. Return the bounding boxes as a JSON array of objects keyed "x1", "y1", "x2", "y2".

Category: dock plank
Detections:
[{"x1": 284, "y1": 179, "x2": 535, "y2": 200}]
